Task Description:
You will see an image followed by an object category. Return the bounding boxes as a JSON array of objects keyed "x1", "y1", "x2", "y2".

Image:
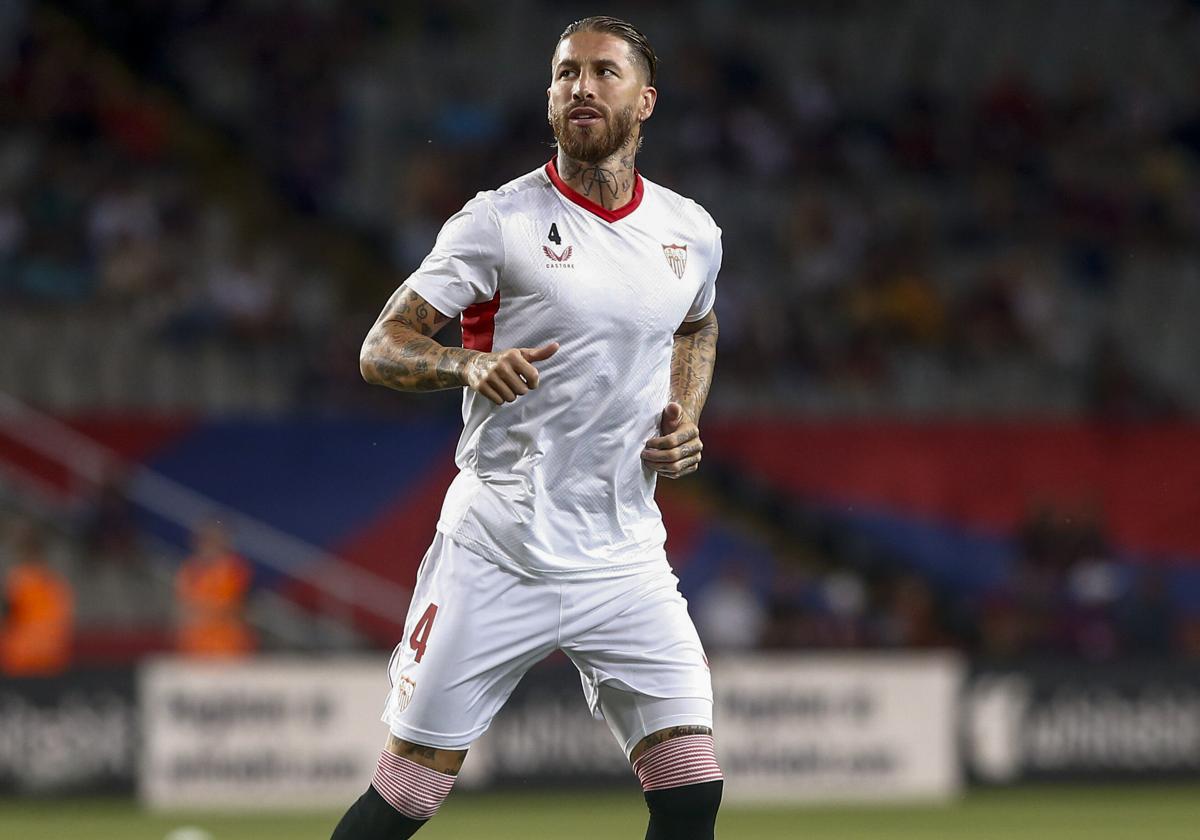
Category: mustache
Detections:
[{"x1": 549, "y1": 102, "x2": 637, "y2": 163}]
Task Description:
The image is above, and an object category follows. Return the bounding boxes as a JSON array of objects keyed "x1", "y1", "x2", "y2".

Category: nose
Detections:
[{"x1": 571, "y1": 72, "x2": 595, "y2": 101}]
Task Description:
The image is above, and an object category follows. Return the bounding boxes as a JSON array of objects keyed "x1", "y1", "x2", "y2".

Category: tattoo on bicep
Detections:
[
  {"x1": 362, "y1": 284, "x2": 470, "y2": 392},
  {"x1": 379, "y1": 284, "x2": 449, "y2": 337}
]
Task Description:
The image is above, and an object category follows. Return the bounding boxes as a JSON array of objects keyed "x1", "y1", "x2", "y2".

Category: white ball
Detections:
[{"x1": 163, "y1": 827, "x2": 214, "y2": 840}]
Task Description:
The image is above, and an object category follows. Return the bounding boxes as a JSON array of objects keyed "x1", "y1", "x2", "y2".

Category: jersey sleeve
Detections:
[
  {"x1": 404, "y1": 193, "x2": 503, "y2": 318},
  {"x1": 684, "y1": 216, "x2": 722, "y2": 322}
]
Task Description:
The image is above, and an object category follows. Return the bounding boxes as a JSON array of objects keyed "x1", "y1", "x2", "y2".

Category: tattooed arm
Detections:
[
  {"x1": 359, "y1": 283, "x2": 465, "y2": 391},
  {"x1": 669, "y1": 309, "x2": 719, "y2": 422},
  {"x1": 641, "y1": 310, "x2": 718, "y2": 479},
  {"x1": 359, "y1": 283, "x2": 559, "y2": 405}
]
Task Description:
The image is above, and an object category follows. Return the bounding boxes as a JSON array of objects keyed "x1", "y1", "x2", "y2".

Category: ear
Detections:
[{"x1": 638, "y1": 85, "x2": 657, "y2": 123}]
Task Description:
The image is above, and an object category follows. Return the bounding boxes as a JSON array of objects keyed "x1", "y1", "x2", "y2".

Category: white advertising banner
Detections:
[
  {"x1": 140, "y1": 658, "x2": 388, "y2": 809},
  {"x1": 713, "y1": 653, "x2": 963, "y2": 803},
  {"x1": 139, "y1": 653, "x2": 964, "y2": 807}
]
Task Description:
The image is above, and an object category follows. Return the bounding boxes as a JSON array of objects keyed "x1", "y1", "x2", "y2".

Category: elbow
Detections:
[
  {"x1": 359, "y1": 340, "x2": 380, "y2": 385},
  {"x1": 359, "y1": 358, "x2": 376, "y2": 385}
]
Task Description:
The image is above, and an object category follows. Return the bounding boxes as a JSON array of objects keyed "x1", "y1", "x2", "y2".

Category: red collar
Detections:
[{"x1": 544, "y1": 156, "x2": 644, "y2": 223}]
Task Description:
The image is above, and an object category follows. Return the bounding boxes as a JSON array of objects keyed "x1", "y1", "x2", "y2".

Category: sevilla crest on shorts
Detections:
[
  {"x1": 662, "y1": 243, "x2": 687, "y2": 279},
  {"x1": 394, "y1": 675, "x2": 416, "y2": 713}
]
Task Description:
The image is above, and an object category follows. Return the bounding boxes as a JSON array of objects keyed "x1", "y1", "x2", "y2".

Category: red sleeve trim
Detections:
[
  {"x1": 544, "y1": 157, "x2": 644, "y2": 223},
  {"x1": 461, "y1": 292, "x2": 500, "y2": 352}
]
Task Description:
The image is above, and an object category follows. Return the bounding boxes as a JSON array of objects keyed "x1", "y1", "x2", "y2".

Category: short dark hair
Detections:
[{"x1": 557, "y1": 16, "x2": 657, "y2": 85}]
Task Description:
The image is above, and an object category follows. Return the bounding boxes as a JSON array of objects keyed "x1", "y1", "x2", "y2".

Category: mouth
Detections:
[{"x1": 568, "y1": 106, "x2": 604, "y2": 127}]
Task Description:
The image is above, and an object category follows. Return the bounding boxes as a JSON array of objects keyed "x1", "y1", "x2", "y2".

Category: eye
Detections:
[
  {"x1": 558, "y1": 69, "x2": 576, "y2": 79},
  {"x1": 598, "y1": 68, "x2": 616, "y2": 77}
]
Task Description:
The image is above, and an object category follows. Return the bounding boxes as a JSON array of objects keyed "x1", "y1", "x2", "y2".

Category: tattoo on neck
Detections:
[
  {"x1": 560, "y1": 145, "x2": 636, "y2": 205},
  {"x1": 578, "y1": 166, "x2": 621, "y2": 201}
]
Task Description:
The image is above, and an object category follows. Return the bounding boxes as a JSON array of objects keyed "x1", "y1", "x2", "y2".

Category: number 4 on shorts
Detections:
[{"x1": 409, "y1": 603, "x2": 438, "y2": 663}]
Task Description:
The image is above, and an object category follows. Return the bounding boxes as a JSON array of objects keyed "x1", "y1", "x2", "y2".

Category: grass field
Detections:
[{"x1": 3, "y1": 786, "x2": 1199, "y2": 840}]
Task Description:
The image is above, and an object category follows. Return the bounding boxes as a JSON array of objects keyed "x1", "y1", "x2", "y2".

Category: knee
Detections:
[
  {"x1": 632, "y1": 729, "x2": 724, "y2": 793},
  {"x1": 633, "y1": 729, "x2": 724, "y2": 836},
  {"x1": 644, "y1": 778, "x2": 723, "y2": 821}
]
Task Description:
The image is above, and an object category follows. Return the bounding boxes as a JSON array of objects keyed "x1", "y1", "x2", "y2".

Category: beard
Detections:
[{"x1": 550, "y1": 102, "x2": 638, "y2": 163}]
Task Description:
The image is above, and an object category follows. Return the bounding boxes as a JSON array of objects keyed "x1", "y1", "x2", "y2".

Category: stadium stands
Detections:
[{"x1": 1, "y1": 0, "x2": 1198, "y2": 663}]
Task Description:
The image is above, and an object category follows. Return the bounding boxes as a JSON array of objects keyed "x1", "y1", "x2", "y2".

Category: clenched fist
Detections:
[
  {"x1": 465, "y1": 342, "x2": 559, "y2": 405},
  {"x1": 641, "y1": 402, "x2": 703, "y2": 478}
]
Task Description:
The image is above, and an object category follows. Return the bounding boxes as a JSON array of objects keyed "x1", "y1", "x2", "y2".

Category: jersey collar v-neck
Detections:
[{"x1": 544, "y1": 156, "x2": 644, "y2": 223}]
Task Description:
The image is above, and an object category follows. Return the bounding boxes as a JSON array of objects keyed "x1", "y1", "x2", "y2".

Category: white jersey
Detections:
[{"x1": 405, "y1": 159, "x2": 721, "y2": 580}]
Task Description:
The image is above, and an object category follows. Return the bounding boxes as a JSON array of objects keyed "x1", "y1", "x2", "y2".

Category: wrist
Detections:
[
  {"x1": 440, "y1": 347, "x2": 481, "y2": 387},
  {"x1": 672, "y1": 398, "x2": 698, "y2": 422}
]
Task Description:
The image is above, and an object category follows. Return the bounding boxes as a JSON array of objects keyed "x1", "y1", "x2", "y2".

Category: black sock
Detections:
[
  {"x1": 644, "y1": 779, "x2": 723, "y2": 840},
  {"x1": 330, "y1": 784, "x2": 427, "y2": 839}
]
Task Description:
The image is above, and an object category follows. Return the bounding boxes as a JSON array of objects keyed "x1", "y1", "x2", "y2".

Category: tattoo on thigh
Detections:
[
  {"x1": 385, "y1": 734, "x2": 467, "y2": 775},
  {"x1": 632, "y1": 725, "x2": 713, "y2": 762}
]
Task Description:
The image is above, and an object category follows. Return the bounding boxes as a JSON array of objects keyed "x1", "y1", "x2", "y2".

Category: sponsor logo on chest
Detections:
[
  {"x1": 542, "y1": 245, "x2": 574, "y2": 268},
  {"x1": 537, "y1": 224, "x2": 691, "y2": 278}
]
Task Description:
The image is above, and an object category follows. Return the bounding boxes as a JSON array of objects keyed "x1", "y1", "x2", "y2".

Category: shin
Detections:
[
  {"x1": 632, "y1": 729, "x2": 723, "y2": 840},
  {"x1": 330, "y1": 738, "x2": 465, "y2": 840}
]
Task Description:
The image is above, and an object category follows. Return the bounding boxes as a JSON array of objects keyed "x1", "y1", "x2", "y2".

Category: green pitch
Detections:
[{"x1": 3, "y1": 786, "x2": 1199, "y2": 840}]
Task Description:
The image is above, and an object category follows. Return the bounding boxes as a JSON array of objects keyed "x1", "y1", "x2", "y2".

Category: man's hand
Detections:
[
  {"x1": 641, "y1": 402, "x2": 703, "y2": 479},
  {"x1": 465, "y1": 342, "x2": 559, "y2": 405}
]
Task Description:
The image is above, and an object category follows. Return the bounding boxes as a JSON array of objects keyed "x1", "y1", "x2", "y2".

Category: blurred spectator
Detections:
[
  {"x1": 81, "y1": 472, "x2": 141, "y2": 565},
  {"x1": 0, "y1": 519, "x2": 74, "y2": 675},
  {"x1": 694, "y1": 566, "x2": 768, "y2": 651},
  {"x1": 1087, "y1": 335, "x2": 1178, "y2": 420},
  {"x1": 175, "y1": 519, "x2": 255, "y2": 658},
  {"x1": 1116, "y1": 569, "x2": 1175, "y2": 657},
  {"x1": 874, "y1": 574, "x2": 952, "y2": 649},
  {"x1": 76, "y1": 473, "x2": 166, "y2": 630}
]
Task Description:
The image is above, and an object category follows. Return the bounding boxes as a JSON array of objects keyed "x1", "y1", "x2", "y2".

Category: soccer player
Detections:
[{"x1": 331, "y1": 16, "x2": 723, "y2": 840}]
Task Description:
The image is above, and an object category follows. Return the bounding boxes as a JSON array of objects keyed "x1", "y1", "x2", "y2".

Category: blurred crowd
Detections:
[
  {"x1": 7, "y1": 479, "x2": 1198, "y2": 669},
  {"x1": 0, "y1": 496, "x2": 255, "y2": 676},
  {"x1": 3, "y1": 1, "x2": 1200, "y2": 665},
  {"x1": 690, "y1": 496, "x2": 1200, "y2": 662},
  {"x1": 2, "y1": 0, "x2": 1198, "y2": 416}
]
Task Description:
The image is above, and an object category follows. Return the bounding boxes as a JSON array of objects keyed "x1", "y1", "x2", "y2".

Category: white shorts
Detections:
[{"x1": 382, "y1": 533, "x2": 713, "y2": 756}]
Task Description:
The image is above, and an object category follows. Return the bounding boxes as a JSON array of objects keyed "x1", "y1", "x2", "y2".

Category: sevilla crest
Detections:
[
  {"x1": 662, "y1": 243, "x2": 687, "y2": 279},
  {"x1": 393, "y1": 675, "x2": 416, "y2": 713}
]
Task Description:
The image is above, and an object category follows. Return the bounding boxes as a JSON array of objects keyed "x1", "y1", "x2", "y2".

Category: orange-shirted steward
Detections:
[
  {"x1": 175, "y1": 520, "x2": 255, "y2": 657},
  {"x1": 0, "y1": 526, "x2": 74, "y2": 676}
]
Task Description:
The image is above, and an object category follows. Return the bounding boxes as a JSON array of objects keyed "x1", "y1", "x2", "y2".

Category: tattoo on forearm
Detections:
[
  {"x1": 671, "y1": 319, "x2": 718, "y2": 419},
  {"x1": 361, "y1": 284, "x2": 472, "y2": 391}
]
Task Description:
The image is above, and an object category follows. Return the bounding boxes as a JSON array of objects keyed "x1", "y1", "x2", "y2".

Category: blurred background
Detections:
[{"x1": 2, "y1": 0, "x2": 1200, "y2": 837}]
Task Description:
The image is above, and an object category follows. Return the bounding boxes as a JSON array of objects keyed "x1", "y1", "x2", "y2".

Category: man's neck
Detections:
[{"x1": 555, "y1": 142, "x2": 638, "y2": 211}]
